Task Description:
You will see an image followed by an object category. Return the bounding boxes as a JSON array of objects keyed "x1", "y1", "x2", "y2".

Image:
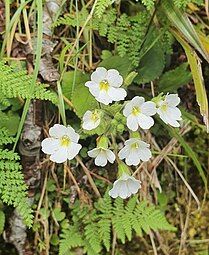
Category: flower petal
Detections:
[
  {"x1": 166, "y1": 94, "x2": 180, "y2": 107},
  {"x1": 67, "y1": 142, "x2": 82, "y2": 160},
  {"x1": 141, "y1": 101, "x2": 157, "y2": 116},
  {"x1": 108, "y1": 87, "x2": 127, "y2": 101},
  {"x1": 91, "y1": 67, "x2": 107, "y2": 83},
  {"x1": 106, "y1": 149, "x2": 116, "y2": 163},
  {"x1": 87, "y1": 148, "x2": 101, "y2": 158},
  {"x1": 118, "y1": 146, "x2": 130, "y2": 160},
  {"x1": 123, "y1": 101, "x2": 132, "y2": 117},
  {"x1": 132, "y1": 96, "x2": 145, "y2": 107},
  {"x1": 95, "y1": 151, "x2": 108, "y2": 166},
  {"x1": 96, "y1": 90, "x2": 112, "y2": 105},
  {"x1": 137, "y1": 114, "x2": 154, "y2": 129},
  {"x1": 125, "y1": 149, "x2": 140, "y2": 166},
  {"x1": 85, "y1": 81, "x2": 100, "y2": 98},
  {"x1": 66, "y1": 126, "x2": 79, "y2": 142},
  {"x1": 50, "y1": 147, "x2": 68, "y2": 163},
  {"x1": 118, "y1": 181, "x2": 129, "y2": 199},
  {"x1": 127, "y1": 115, "x2": 138, "y2": 131},
  {"x1": 106, "y1": 69, "x2": 123, "y2": 87},
  {"x1": 41, "y1": 138, "x2": 60, "y2": 154},
  {"x1": 138, "y1": 147, "x2": 152, "y2": 161},
  {"x1": 127, "y1": 178, "x2": 141, "y2": 194},
  {"x1": 49, "y1": 124, "x2": 67, "y2": 138}
]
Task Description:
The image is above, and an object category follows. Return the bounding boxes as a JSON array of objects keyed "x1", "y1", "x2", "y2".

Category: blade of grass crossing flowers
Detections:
[
  {"x1": 57, "y1": 81, "x2": 66, "y2": 126},
  {"x1": 173, "y1": 30, "x2": 209, "y2": 132},
  {"x1": 161, "y1": 0, "x2": 209, "y2": 62},
  {"x1": 13, "y1": 0, "x2": 43, "y2": 151}
]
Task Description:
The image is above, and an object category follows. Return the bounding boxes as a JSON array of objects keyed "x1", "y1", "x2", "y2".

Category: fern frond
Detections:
[
  {"x1": 59, "y1": 227, "x2": 83, "y2": 255},
  {"x1": 95, "y1": 0, "x2": 113, "y2": 18},
  {"x1": 0, "y1": 128, "x2": 33, "y2": 226},
  {"x1": 0, "y1": 61, "x2": 57, "y2": 104}
]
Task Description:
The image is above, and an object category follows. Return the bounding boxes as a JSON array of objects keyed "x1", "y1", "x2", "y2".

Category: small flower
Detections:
[
  {"x1": 41, "y1": 124, "x2": 82, "y2": 163},
  {"x1": 123, "y1": 96, "x2": 156, "y2": 131},
  {"x1": 156, "y1": 94, "x2": 182, "y2": 127},
  {"x1": 109, "y1": 173, "x2": 141, "y2": 199},
  {"x1": 85, "y1": 67, "x2": 127, "y2": 105},
  {"x1": 87, "y1": 147, "x2": 116, "y2": 167},
  {"x1": 82, "y1": 110, "x2": 101, "y2": 130},
  {"x1": 118, "y1": 138, "x2": 152, "y2": 166}
]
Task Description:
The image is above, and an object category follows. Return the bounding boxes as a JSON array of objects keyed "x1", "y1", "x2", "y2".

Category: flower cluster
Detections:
[{"x1": 41, "y1": 67, "x2": 182, "y2": 199}]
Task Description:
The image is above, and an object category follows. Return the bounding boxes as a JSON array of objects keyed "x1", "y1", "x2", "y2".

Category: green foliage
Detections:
[
  {"x1": 0, "y1": 210, "x2": 5, "y2": 234},
  {"x1": 0, "y1": 61, "x2": 57, "y2": 104},
  {"x1": 0, "y1": 128, "x2": 33, "y2": 227},
  {"x1": 72, "y1": 84, "x2": 99, "y2": 118},
  {"x1": 158, "y1": 63, "x2": 192, "y2": 92},
  {"x1": 95, "y1": 0, "x2": 113, "y2": 18},
  {"x1": 135, "y1": 44, "x2": 165, "y2": 84},
  {"x1": 59, "y1": 192, "x2": 175, "y2": 255}
]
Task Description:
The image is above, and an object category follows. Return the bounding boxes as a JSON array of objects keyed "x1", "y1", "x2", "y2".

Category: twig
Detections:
[{"x1": 76, "y1": 156, "x2": 101, "y2": 197}]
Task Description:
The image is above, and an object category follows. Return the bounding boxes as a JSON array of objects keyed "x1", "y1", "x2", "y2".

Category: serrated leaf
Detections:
[
  {"x1": 72, "y1": 84, "x2": 99, "y2": 118},
  {"x1": 158, "y1": 63, "x2": 192, "y2": 92},
  {"x1": 135, "y1": 44, "x2": 165, "y2": 84},
  {"x1": 99, "y1": 55, "x2": 133, "y2": 78}
]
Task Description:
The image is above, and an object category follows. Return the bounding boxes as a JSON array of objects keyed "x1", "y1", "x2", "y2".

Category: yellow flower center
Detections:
[
  {"x1": 132, "y1": 106, "x2": 140, "y2": 116},
  {"x1": 60, "y1": 135, "x2": 71, "y2": 147},
  {"x1": 91, "y1": 112, "x2": 100, "y2": 123},
  {"x1": 160, "y1": 103, "x2": 168, "y2": 112},
  {"x1": 131, "y1": 142, "x2": 139, "y2": 149},
  {"x1": 99, "y1": 80, "x2": 109, "y2": 91}
]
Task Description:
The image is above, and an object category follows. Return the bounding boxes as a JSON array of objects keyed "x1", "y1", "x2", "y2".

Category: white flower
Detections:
[
  {"x1": 156, "y1": 94, "x2": 182, "y2": 127},
  {"x1": 41, "y1": 124, "x2": 82, "y2": 163},
  {"x1": 123, "y1": 96, "x2": 156, "y2": 131},
  {"x1": 109, "y1": 173, "x2": 141, "y2": 199},
  {"x1": 118, "y1": 138, "x2": 152, "y2": 166},
  {"x1": 87, "y1": 147, "x2": 115, "y2": 167},
  {"x1": 82, "y1": 110, "x2": 101, "y2": 130},
  {"x1": 85, "y1": 67, "x2": 127, "y2": 105}
]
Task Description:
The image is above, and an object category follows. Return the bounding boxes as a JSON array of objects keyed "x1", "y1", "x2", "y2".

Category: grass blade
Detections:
[
  {"x1": 173, "y1": 30, "x2": 209, "y2": 132},
  {"x1": 161, "y1": 0, "x2": 209, "y2": 62}
]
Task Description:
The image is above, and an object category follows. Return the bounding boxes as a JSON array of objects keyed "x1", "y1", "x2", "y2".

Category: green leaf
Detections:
[
  {"x1": 173, "y1": 30, "x2": 209, "y2": 131},
  {"x1": 161, "y1": 0, "x2": 209, "y2": 62},
  {"x1": 0, "y1": 211, "x2": 5, "y2": 234},
  {"x1": 0, "y1": 110, "x2": 20, "y2": 135},
  {"x1": 72, "y1": 84, "x2": 99, "y2": 118},
  {"x1": 99, "y1": 55, "x2": 133, "y2": 78},
  {"x1": 53, "y1": 208, "x2": 66, "y2": 222},
  {"x1": 135, "y1": 44, "x2": 165, "y2": 84},
  {"x1": 158, "y1": 63, "x2": 192, "y2": 92},
  {"x1": 62, "y1": 70, "x2": 89, "y2": 100}
]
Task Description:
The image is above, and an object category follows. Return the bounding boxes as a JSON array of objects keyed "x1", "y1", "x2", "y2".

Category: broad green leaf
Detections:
[
  {"x1": 173, "y1": 31, "x2": 209, "y2": 132},
  {"x1": 0, "y1": 110, "x2": 20, "y2": 135},
  {"x1": 62, "y1": 70, "x2": 89, "y2": 100},
  {"x1": 158, "y1": 63, "x2": 192, "y2": 92},
  {"x1": 72, "y1": 84, "x2": 99, "y2": 118},
  {"x1": 135, "y1": 44, "x2": 165, "y2": 84},
  {"x1": 99, "y1": 55, "x2": 133, "y2": 78},
  {"x1": 0, "y1": 211, "x2": 5, "y2": 234},
  {"x1": 161, "y1": 0, "x2": 209, "y2": 62},
  {"x1": 167, "y1": 126, "x2": 207, "y2": 189}
]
